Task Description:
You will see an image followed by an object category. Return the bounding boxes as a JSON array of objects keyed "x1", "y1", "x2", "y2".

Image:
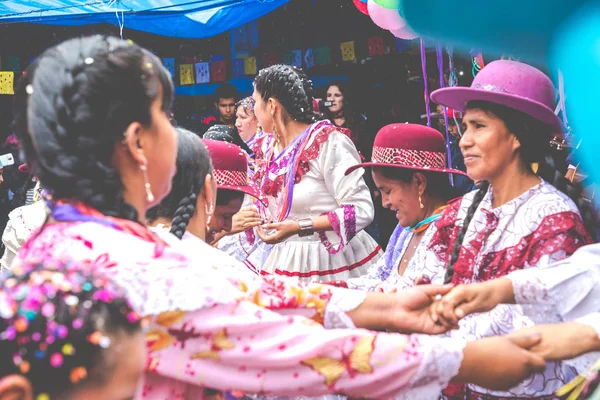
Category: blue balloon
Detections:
[{"x1": 551, "y1": 2, "x2": 600, "y2": 204}]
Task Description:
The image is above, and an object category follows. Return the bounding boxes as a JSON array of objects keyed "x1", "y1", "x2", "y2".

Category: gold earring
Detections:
[
  {"x1": 140, "y1": 163, "x2": 154, "y2": 203},
  {"x1": 419, "y1": 195, "x2": 424, "y2": 209}
]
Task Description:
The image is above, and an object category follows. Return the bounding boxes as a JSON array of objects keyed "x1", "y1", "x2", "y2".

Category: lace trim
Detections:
[
  {"x1": 318, "y1": 205, "x2": 356, "y2": 254},
  {"x1": 508, "y1": 273, "x2": 551, "y2": 305},
  {"x1": 322, "y1": 288, "x2": 365, "y2": 329}
]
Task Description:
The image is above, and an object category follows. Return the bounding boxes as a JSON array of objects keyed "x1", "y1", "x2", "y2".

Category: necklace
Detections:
[{"x1": 405, "y1": 205, "x2": 448, "y2": 234}]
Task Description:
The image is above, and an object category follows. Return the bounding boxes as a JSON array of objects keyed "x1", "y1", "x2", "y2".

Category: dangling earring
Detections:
[
  {"x1": 418, "y1": 195, "x2": 424, "y2": 209},
  {"x1": 271, "y1": 109, "x2": 280, "y2": 143},
  {"x1": 205, "y1": 203, "x2": 214, "y2": 226},
  {"x1": 140, "y1": 163, "x2": 154, "y2": 203}
]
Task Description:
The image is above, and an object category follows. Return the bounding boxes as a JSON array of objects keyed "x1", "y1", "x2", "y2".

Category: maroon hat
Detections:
[
  {"x1": 431, "y1": 60, "x2": 563, "y2": 133},
  {"x1": 203, "y1": 139, "x2": 268, "y2": 206},
  {"x1": 345, "y1": 123, "x2": 468, "y2": 176}
]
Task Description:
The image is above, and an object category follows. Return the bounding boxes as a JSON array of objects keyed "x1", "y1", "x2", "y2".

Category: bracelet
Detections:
[{"x1": 297, "y1": 218, "x2": 315, "y2": 237}]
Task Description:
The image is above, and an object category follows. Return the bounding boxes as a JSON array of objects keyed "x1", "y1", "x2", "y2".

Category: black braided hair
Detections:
[
  {"x1": 147, "y1": 128, "x2": 213, "y2": 239},
  {"x1": 443, "y1": 181, "x2": 490, "y2": 284},
  {"x1": 13, "y1": 36, "x2": 174, "y2": 222},
  {"x1": 254, "y1": 65, "x2": 319, "y2": 124},
  {"x1": 443, "y1": 99, "x2": 597, "y2": 283},
  {"x1": 0, "y1": 260, "x2": 141, "y2": 399}
]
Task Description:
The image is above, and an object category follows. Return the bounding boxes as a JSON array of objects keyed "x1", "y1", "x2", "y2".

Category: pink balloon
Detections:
[
  {"x1": 367, "y1": 0, "x2": 404, "y2": 30},
  {"x1": 390, "y1": 25, "x2": 418, "y2": 40}
]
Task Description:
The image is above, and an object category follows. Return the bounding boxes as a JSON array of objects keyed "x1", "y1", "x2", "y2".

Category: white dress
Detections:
[{"x1": 251, "y1": 121, "x2": 382, "y2": 283}]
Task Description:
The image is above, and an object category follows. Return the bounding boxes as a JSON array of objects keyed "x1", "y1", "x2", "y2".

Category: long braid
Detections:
[
  {"x1": 443, "y1": 181, "x2": 489, "y2": 284},
  {"x1": 146, "y1": 128, "x2": 213, "y2": 237},
  {"x1": 169, "y1": 193, "x2": 198, "y2": 239}
]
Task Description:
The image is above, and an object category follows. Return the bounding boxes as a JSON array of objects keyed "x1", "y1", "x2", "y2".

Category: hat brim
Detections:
[
  {"x1": 345, "y1": 162, "x2": 468, "y2": 177},
  {"x1": 431, "y1": 86, "x2": 564, "y2": 133},
  {"x1": 218, "y1": 184, "x2": 268, "y2": 207}
]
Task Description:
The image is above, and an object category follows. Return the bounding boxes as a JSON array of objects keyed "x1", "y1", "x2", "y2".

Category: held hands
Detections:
[
  {"x1": 509, "y1": 322, "x2": 600, "y2": 362},
  {"x1": 458, "y1": 333, "x2": 546, "y2": 391},
  {"x1": 257, "y1": 220, "x2": 300, "y2": 244},
  {"x1": 230, "y1": 206, "x2": 262, "y2": 235},
  {"x1": 429, "y1": 279, "x2": 512, "y2": 329},
  {"x1": 390, "y1": 284, "x2": 456, "y2": 334}
]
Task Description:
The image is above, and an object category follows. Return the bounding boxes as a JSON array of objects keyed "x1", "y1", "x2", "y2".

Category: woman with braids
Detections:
[
  {"x1": 250, "y1": 65, "x2": 382, "y2": 282},
  {"x1": 11, "y1": 36, "x2": 554, "y2": 399},
  {"x1": 0, "y1": 258, "x2": 144, "y2": 400},
  {"x1": 421, "y1": 60, "x2": 595, "y2": 399}
]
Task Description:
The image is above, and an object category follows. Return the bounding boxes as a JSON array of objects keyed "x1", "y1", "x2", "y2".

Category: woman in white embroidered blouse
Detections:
[
  {"x1": 246, "y1": 65, "x2": 382, "y2": 283},
  {"x1": 331, "y1": 123, "x2": 468, "y2": 292},
  {"x1": 424, "y1": 60, "x2": 596, "y2": 399}
]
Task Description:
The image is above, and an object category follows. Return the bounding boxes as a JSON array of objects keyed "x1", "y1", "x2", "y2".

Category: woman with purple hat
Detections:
[
  {"x1": 423, "y1": 60, "x2": 595, "y2": 399},
  {"x1": 337, "y1": 123, "x2": 467, "y2": 292}
]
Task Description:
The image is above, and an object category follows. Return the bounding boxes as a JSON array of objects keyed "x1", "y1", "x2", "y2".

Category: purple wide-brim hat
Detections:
[{"x1": 431, "y1": 60, "x2": 563, "y2": 134}]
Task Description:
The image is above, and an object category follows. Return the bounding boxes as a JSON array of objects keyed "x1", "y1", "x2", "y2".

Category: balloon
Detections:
[
  {"x1": 372, "y1": 0, "x2": 400, "y2": 9},
  {"x1": 353, "y1": 0, "x2": 369, "y2": 15},
  {"x1": 551, "y1": 3, "x2": 600, "y2": 205},
  {"x1": 368, "y1": 0, "x2": 405, "y2": 30},
  {"x1": 390, "y1": 25, "x2": 418, "y2": 40}
]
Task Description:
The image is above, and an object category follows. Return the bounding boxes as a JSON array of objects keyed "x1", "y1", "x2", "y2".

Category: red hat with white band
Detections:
[
  {"x1": 203, "y1": 139, "x2": 268, "y2": 206},
  {"x1": 345, "y1": 123, "x2": 468, "y2": 176}
]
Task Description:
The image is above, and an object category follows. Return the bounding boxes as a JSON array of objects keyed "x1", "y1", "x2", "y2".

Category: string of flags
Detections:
[{"x1": 0, "y1": 35, "x2": 413, "y2": 94}]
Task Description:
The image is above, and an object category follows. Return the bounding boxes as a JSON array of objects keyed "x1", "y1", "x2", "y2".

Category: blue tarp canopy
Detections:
[{"x1": 0, "y1": 0, "x2": 288, "y2": 38}]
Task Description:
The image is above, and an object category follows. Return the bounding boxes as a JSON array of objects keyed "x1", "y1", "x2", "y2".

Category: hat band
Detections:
[
  {"x1": 213, "y1": 169, "x2": 248, "y2": 187},
  {"x1": 472, "y1": 83, "x2": 512, "y2": 94},
  {"x1": 372, "y1": 147, "x2": 446, "y2": 169}
]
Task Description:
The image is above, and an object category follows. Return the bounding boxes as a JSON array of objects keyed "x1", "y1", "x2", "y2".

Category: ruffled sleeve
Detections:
[
  {"x1": 118, "y1": 259, "x2": 466, "y2": 399},
  {"x1": 316, "y1": 131, "x2": 374, "y2": 253},
  {"x1": 509, "y1": 243, "x2": 600, "y2": 322}
]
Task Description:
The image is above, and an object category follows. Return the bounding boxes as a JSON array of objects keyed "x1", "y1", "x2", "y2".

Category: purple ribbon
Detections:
[
  {"x1": 436, "y1": 44, "x2": 454, "y2": 186},
  {"x1": 50, "y1": 202, "x2": 118, "y2": 229},
  {"x1": 420, "y1": 39, "x2": 431, "y2": 127}
]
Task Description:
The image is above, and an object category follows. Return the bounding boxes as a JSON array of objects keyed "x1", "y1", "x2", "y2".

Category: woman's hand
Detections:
[
  {"x1": 346, "y1": 284, "x2": 454, "y2": 334},
  {"x1": 256, "y1": 220, "x2": 300, "y2": 244},
  {"x1": 509, "y1": 322, "x2": 600, "y2": 361},
  {"x1": 456, "y1": 333, "x2": 546, "y2": 390},
  {"x1": 430, "y1": 279, "x2": 514, "y2": 329},
  {"x1": 230, "y1": 206, "x2": 262, "y2": 235}
]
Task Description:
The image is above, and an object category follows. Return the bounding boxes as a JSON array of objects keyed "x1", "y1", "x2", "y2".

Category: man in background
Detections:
[{"x1": 203, "y1": 83, "x2": 238, "y2": 132}]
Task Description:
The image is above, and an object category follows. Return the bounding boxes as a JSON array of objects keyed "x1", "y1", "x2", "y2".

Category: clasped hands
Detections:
[{"x1": 426, "y1": 279, "x2": 600, "y2": 363}]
